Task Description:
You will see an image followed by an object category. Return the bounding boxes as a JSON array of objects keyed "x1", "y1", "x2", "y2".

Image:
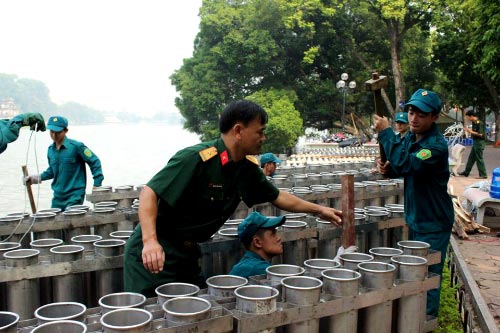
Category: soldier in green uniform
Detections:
[
  {"x1": 374, "y1": 89, "x2": 454, "y2": 317},
  {"x1": 24, "y1": 116, "x2": 104, "y2": 210},
  {"x1": 123, "y1": 100, "x2": 342, "y2": 297},
  {"x1": 0, "y1": 113, "x2": 46, "y2": 153},
  {"x1": 459, "y1": 110, "x2": 487, "y2": 179}
]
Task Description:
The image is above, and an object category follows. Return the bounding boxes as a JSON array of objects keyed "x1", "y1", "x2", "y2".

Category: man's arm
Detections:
[
  {"x1": 80, "y1": 145, "x2": 104, "y2": 186},
  {"x1": 138, "y1": 185, "x2": 165, "y2": 274},
  {"x1": 272, "y1": 190, "x2": 342, "y2": 226}
]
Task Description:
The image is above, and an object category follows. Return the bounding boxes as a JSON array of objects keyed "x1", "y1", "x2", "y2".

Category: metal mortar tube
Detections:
[
  {"x1": 368, "y1": 247, "x2": 404, "y2": 264},
  {"x1": 31, "y1": 212, "x2": 61, "y2": 241},
  {"x1": 93, "y1": 239, "x2": 126, "y2": 298},
  {"x1": 281, "y1": 276, "x2": 323, "y2": 333},
  {"x1": 30, "y1": 238, "x2": 64, "y2": 305},
  {"x1": 61, "y1": 210, "x2": 90, "y2": 243},
  {"x1": 392, "y1": 179, "x2": 405, "y2": 204},
  {"x1": 4, "y1": 249, "x2": 40, "y2": 319},
  {"x1": 311, "y1": 186, "x2": 330, "y2": 207},
  {"x1": 50, "y1": 245, "x2": 85, "y2": 303},
  {"x1": 31, "y1": 320, "x2": 87, "y2": 333},
  {"x1": 234, "y1": 285, "x2": 280, "y2": 333},
  {"x1": 281, "y1": 221, "x2": 309, "y2": 266},
  {"x1": 321, "y1": 268, "x2": 361, "y2": 333},
  {"x1": 329, "y1": 184, "x2": 342, "y2": 209},
  {"x1": 339, "y1": 253, "x2": 374, "y2": 272},
  {"x1": 362, "y1": 181, "x2": 381, "y2": 207},
  {"x1": 0, "y1": 311, "x2": 20, "y2": 333},
  {"x1": 0, "y1": 242, "x2": 21, "y2": 311},
  {"x1": 391, "y1": 255, "x2": 428, "y2": 333},
  {"x1": 357, "y1": 261, "x2": 396, "y2": 333},
  {"x1": 379, "y1": 181, "x2": 397, "y2": 206},
  {"x1": 71, "y1": 235, "x2": 102, "y2": 307},
  {"x1": 354, "y1": 182, "x2": 366, "y2": 209},
  {"x1": 397, "y1": 240, "x2": 430, "y2": 259},
  {"x1": 100, "y1": 308, "x2": 152, "y2": 333},
  {"x1": 315, "y1": 218, "x2": 341, "y2": 259}
]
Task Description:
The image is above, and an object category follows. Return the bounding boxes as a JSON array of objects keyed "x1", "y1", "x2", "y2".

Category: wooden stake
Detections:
[
  {"x1": 341, "y1": 174, "x2": 355, "y2": 248},
  {"x1": 22, "y1": 165, "x2": 37, "y2": 213}
]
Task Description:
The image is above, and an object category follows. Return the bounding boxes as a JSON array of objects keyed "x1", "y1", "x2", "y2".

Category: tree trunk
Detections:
[
  {"x1": 482, "y1": 75, "x2": 500, "y2": 142},
  {"x1": 387, "y1": 20, "x2": 405, "y2": 118}
]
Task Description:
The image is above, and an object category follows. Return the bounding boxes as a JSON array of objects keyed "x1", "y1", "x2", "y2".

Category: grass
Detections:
[{"x1": 434, "y1": 260, "x2": 463, "y2": 333}]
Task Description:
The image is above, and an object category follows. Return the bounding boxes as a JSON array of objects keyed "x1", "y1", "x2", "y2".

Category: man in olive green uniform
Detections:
[
  {"x1": 24, "y1": 116, "x2": 104, "y2": 210},
  {"x1": 0, "y1": 113, "x2": 46, "y2": 153},
  {"x1": 459, "y1": 110, "x2": 487, "y2": 179},
  {"x1": 374, "y1": 89, "x2": 454, "y2": 317},
  {"x1": 123, "y1": 100, "x2": 342, "y2": 297}
]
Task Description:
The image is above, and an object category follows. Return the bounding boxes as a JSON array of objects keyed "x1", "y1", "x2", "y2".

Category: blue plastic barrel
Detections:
[{"x1": 490, "y1": 167, "x2": 500, "y2": 199}]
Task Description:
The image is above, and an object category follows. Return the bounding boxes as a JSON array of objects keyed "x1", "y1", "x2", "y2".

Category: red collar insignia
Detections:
[{"x1": 220, "y1": 150, "x2": 229, "y2": 166}]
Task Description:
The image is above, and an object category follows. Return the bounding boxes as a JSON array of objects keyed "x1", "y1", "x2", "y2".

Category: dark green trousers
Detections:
[
  {"x1": 464, "y1": 140, "x2": 487, "y2": 177},
  {"x1": 123, "y1": 225, "x2": 205, "y2": 297},
  {"x1": 409, "y1": 228, "x2": 452, "y2": 318}
]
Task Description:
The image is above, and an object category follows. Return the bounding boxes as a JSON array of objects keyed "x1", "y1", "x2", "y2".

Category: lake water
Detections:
[{"x1": 0, "y1": 122, "x2": 200, "y2": 214}]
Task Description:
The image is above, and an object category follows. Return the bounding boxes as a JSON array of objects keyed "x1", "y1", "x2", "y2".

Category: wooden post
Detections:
[
  {"x1": 22, "y1": 165, "x2": 37, "y2": 213},
  {"x1": 341, "y1": 174, "x2": 355, "y2": 248}
]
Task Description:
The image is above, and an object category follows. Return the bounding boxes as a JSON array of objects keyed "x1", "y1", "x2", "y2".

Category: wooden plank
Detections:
[
  {"x1": 341, "y1": 174, "x2": 355, "y2": 248},
  {"x1": 21, "y1": 165, "x2": 37, "y2": 213},
  {"x1": 0, "y1": 256, "x2": 124, "y2": 282}
]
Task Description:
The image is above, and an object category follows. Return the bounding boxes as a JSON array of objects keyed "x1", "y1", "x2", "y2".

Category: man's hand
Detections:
[
  {"x1": 377, "y1": 159, "x2": 391, "y2": 176},
  {"x1": 142, "y1": 238, "x2": 165, "y2": 274},
  {"x1": 373, "y1": 114, "x2": 390, "y2": 133},
  {"x1": 24, "y1": 174, "x2": 41, "y2": 185},
  {"x1": 316, "y1": 207, "x2": 342, "y2": 226},
  {"x1": 23, "y1": 113, "x2": 46, "y2": 132}
]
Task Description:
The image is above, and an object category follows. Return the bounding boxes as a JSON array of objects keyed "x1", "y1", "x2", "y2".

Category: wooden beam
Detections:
[
  {"x1": 341, "y1": 174, "x2": 355, "y2": 248},
  {"x1": 21, "y1": 165, "x2": 37, "y2": 213}
]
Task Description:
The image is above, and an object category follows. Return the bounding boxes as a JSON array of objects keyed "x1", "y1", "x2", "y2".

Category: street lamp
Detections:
[{"x1": 336, "y1": 73, "x2": 356, "y2": 133}]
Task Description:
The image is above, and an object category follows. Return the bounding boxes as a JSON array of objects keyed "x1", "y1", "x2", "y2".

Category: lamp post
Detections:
[{"x1": 336, "y1": 73, "x2": 356, "y2": 133}]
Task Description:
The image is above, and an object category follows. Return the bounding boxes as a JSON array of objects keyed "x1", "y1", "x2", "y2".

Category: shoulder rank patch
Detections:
[
  {"x1": 416, "y1": 149, "x2": 432, "y2": 160},
  {"x1": 246, "y1": 155, "x2": 259, "y2": 165},
  {"x1": 199, "y1": 147, "x2": 218, "y2": 162},
  {"x1": 84, "y1": 148, "x2": 93, "y2": 157}
]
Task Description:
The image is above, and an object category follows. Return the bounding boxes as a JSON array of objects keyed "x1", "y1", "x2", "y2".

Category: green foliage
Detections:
[
  {"x1": 467, "y1": 0, "x2": 500, "y2": 84},
  {"x1": 435, "y1": 260, "x2": 462, "y2": 333},
  {"x1": 0, "y1": 74, "x2": 57, "y2": 116},
  {"x1": 246, "y1": 88, "x2": 303, "y2": 153},
  {"x1": 432, "y1": 0, "x2": 499, "y2": 120},
  {"x1": 0, "y1": 73, "x2": 106, "y2": 124},
  {"x1": 57, "y1": 102, "x2": 104, "y2": 124}
]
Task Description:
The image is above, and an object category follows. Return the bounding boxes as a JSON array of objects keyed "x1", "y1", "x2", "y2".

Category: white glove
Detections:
[
  {"x1": 24, "y1": 174, "x2": 41, "y2": 185},
  {"x1": 333, "y1": 245, "x2": 358, "y2": 265}
]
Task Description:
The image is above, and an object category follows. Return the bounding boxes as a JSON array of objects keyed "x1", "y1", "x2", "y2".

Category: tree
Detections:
[
  {"x1": 247, "y1": 88, "x2": 303, "y2": 153},
  {"x1": 355, "y1": 0, "x2": 438, "y2": 114},
  {"x1": 0, "y1": 74, "x2": 57, "y2": 116},
  {"x1": 432, "y1": 0, "x2": 499, "y2": 140},
  {"x1": 57, "y1": 102, "x2": 104, "y2": 124}
]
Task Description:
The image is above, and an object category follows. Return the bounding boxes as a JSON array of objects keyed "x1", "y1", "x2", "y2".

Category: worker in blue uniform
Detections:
[
  {"x1": 374, "y1": 89, "x2": 454, "y2": 317},
  {"x1": 24, "y1": 116, "x2": 104, "y2": 210},
  {"x1": 0, "y1": 113, "x2": 46, "y2": 153},
  {"x1": 229, "y1": 212, "x2": 286, "y2": 277},
  {"x1": 260, "y1": 152, "x2": 281, "y2": 177}
]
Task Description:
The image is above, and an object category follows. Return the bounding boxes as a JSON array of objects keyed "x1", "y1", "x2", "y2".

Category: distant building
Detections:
[{"x1": 0, "y1": 98, "x2": 20, "y2": 118}]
